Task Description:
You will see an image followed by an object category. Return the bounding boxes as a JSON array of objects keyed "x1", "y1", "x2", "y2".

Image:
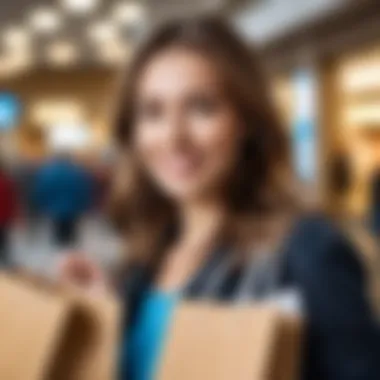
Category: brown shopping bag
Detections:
[
  {"x1": 0, "y1": 271, "x2": 121, "y2": 380},
  {"x1": 156, "y1": 301, "x2": 302, "y2": 380},
  {"x1": 157, "y1": 250, "x2": 304, "y2": 380}
]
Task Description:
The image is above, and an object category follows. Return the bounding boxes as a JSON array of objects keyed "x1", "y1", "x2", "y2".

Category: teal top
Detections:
[{"x1": 121, "y1": 290, "x2": 180, "y2": 380}]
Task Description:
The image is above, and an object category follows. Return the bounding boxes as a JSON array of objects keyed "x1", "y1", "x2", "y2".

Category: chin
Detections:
[{"x1": 159, "y1": 182, "x2": 207, "y2": 202}]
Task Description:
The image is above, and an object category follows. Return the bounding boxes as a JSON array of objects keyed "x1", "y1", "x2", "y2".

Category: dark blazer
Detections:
[{"x1": 124, "y1": 215, "x2": 380, "y2": 380}]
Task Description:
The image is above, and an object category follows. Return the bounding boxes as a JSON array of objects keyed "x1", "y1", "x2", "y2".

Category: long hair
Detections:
[{"x1": 110, "y1": 16, "x2": 300, "y2": 263}]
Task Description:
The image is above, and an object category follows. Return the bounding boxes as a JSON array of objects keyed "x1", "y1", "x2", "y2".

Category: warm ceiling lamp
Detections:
[
  {"x1": 3, "y1": 26, "x2": 31, "y2": 50},
  {"x1": 344, "y1": 104, "x2": 380, "y2": 127},
  {"x1": 0, "y1": 56, "x2": 16, "y2": 79},
  {"x1": 31, "y1": 99, "x2": 85, "y2": 127},
  {"x1": 88, "y1": 21, "x2": 118, "y2": 44},
  {"x1": 60, "y1": 0, "x2": 100, "y2": 14},
  {"x1": 112, "y1": 2, "x2": 146, "y2": 25},
  {"x1": 29, "y1": 7, "x2": 62, "y2": 34},
  {"x1": 0, "y1": 51, "x2": 33, "y2": 78},
  {"x1": 46, "y1": 41, "x2": 78, "y2": 66},
  {"x1": 340, "y1": 57, "x2": 380, "y2": 93},
  {"x1": 96, "y1": 39, "x2": 130, "y2": 66}
]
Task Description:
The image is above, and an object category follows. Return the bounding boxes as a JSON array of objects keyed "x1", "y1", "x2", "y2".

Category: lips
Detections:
[{"x1": 158, "y1": 154, "x2": 202, "y2": 178}]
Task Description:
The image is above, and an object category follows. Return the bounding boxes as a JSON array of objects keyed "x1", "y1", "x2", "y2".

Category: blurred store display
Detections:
[
  {"x1": 0, "y1": 0, "x2": 379, "y2": 226},
  {"x1": 0, "y1": 93, "x2": 21, "y2": 131}
]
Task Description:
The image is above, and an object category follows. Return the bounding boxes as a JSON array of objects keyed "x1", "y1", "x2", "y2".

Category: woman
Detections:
[{"x1": 60, "y1": 17, "x2": 380, "y2": 380}]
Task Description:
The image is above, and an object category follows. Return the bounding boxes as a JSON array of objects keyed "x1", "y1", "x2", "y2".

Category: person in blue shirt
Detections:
[
  {"x1": 58, "y1": 17, "x2": 380, "y2": 380},
  {"x1": 33, "y1": 153, "x2": 94, "y2": 247}
]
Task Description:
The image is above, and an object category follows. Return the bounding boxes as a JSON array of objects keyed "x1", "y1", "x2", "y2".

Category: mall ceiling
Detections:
[
  {"x1": 0, "y1": 0, "x2": 256, "y2": 77},
  {"x1": 0, "y1": 0, "x2": 352, "y2": 79}
]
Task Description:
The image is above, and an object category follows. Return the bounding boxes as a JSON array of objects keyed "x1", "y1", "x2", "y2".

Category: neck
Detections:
[{"x1": 177, "y1": 196, "x2": 227, "y2": 248}]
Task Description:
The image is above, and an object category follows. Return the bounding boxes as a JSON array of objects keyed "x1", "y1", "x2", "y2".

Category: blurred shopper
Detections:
[
  {"x1": 329, "y1": 147, "x2": 352, "y2": 219},
  {"x1": 12, "y1": 156, "x2": 42, "y2": 239},
  {"x1": 370, "y1": 166, "x2": 380, "y2": 237},
  {"x1": 58, "y1": 17, "x2": 380, "y2": 380},
  {"x1": 0, "y1": 161, "x2": 17, "y2": 265},
  {"x1": 331, "y1": 150, "x2": 351, "y2": 197},
  {"x1": 33, "y1": 154, "x2": 94, "y2": 248},
  {"x1": 92, "y1": 164, "x2": 111, "y2": 213}
]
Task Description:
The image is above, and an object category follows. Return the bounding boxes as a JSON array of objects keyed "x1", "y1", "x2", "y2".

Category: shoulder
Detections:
[
  {"x1": 283, "y1": 215, "x2": 380, "y2": 378},
  {"x1": 284, "y1": 213, "x2": 365, "y2": 283},
  {"x1": 283, "y1": 214, "x2": 379, "y2": 328},
  {"x1": 288, "y1": 212, "x2": 339, "y2": 243}
]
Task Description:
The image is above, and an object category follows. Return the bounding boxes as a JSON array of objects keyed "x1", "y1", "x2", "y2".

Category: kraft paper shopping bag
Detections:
[
  {"x1": 157, "y1": 301, "x2": 302, "y2": 380},
  {"x1": 47, "y1": 288, "x2": 120, "y2": 380},
  {"x1": 0, "y1": 271, "x2": 120, "y2": 380},
  {"x1": 0, "y1": 272, "x2": 69, "y2": 379}
]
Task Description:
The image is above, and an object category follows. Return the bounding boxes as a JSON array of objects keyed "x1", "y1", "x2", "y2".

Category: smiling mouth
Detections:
[{"x1": 159, "y1": 155, "x2": 202, "y2": 178}]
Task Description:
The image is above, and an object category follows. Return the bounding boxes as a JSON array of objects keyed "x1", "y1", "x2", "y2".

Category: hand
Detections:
[{"x1": 58, "y1": 254, "x2": 110, "y2": 295}]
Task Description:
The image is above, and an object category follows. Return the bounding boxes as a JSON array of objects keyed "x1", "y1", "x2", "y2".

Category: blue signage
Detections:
[{"x1": 0, "y1": 93, "x2": 21, "y2": 131}]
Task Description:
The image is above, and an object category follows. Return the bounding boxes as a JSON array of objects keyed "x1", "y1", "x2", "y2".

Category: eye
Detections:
[
  {"x1": 187, "y1": 94, "x2": 220, "y2": 116},
  {"x1": 135, "y1": 99, "x2": 163, "y2": 122}
]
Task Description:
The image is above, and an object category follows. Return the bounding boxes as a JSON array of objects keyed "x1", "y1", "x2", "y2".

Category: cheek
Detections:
[{"x1": 133, "y1": 124, "x2": 162, "y2": 163}]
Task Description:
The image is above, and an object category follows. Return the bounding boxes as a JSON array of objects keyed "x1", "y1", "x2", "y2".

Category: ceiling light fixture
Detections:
[
  {"x1": 60, "y1": 0, "x2": 101, "y2": 14},
  {"x1": 88, "y1": 21, "x2": 118, "y2": 44},
  {"x1": 29, "y1": 7, "x2": 62, "y2": 34},
  {"x1": 95, "y1": 39, "x2": 131, "y2": 66},
  {"x1": 112, "y1": 2, "x2": 146, "y2": 25},
  {"x1": 46, "y1": 41, "x2": 78, "y2": 67},
  {"x1": 3, "y1": 26, "x2": 31, "y2": 50},
  {"x1": 0, "y1": 51, "x2": 33, "y2": 79},
  {"x1": 341, "y1": 62, "x2": 380, "y2": 93},
  {"x1": 31, "y1": 99, "x2": 86, "y2": 127}
]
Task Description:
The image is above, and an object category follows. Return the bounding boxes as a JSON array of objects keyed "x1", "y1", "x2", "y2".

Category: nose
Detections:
[{"x1": 163, "y1": 110, "x2": 188, "y2": 149}]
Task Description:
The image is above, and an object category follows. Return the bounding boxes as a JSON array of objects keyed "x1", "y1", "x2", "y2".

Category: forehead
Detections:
[{"x1": 137, "y1": 47, "x2": 223, "y2": 96}]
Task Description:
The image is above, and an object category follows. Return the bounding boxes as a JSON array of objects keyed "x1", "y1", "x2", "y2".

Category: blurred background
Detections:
[{"x1": 0, "y1": 0, "x2": 380, "y2": 273}]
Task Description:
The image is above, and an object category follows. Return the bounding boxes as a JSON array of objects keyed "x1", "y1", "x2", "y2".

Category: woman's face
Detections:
[{"x1": 133, "y1": 47, "x2": 242, "y2": 202}]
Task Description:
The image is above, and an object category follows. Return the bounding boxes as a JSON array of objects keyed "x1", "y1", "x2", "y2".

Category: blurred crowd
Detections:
[{"x1": 0, "y1": 154, "x2": 112, "y2": 265}]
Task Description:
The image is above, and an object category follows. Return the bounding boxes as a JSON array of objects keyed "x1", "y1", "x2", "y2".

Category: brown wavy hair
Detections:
[{"x1": 110, "y1": 16, "x2": 300, "y2": 262}]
